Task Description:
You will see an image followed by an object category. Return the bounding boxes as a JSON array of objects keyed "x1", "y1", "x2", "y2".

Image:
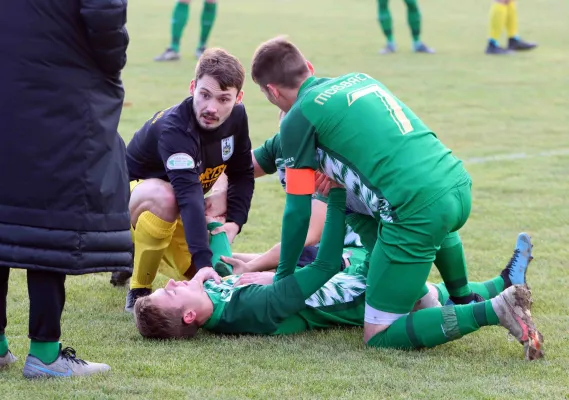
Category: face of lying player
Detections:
[
  {"x1": 148, "y1": 279, "x2": 207, "y2": 325},
  {"x1": 190, "y1": 74, "x2": 244, "y2": 130}
]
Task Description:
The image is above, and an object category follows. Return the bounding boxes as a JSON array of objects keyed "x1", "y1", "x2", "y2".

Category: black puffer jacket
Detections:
[{"x1": 0, "y1": 0, "x2": 133, "y2": 275}]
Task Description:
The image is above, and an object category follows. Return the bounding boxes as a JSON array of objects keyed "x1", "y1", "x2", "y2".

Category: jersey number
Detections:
[{"x1": 347, "y1": 84, "x2": 413, "y2": 135}]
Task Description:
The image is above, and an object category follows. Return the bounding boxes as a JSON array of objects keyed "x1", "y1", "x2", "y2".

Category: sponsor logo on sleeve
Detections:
[{"x1": 166, "y1": 153, "x2": 195, "y2": 170}]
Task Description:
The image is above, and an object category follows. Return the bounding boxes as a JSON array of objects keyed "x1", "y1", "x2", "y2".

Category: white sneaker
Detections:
[
  {"x1": 23, "y1": 345, "x2": 110, "y2": 379},
  {"x1": 154, "y1": 48, "x2": 180, "y2": 62},
  {"x1": 0, "y1": 350, "x2": 17, "y2": 368}
]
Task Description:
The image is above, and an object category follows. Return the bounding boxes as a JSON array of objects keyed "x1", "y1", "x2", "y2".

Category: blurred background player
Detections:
[
  {"x1": 486, "y1": 0, "x2": 537, "y2": 54},
  {"x1": 377, "y1": 0, "x2": 434, "y2": 54},
  {"x1": 155, "y1": 0, "x2": 218, "y2": 61}
]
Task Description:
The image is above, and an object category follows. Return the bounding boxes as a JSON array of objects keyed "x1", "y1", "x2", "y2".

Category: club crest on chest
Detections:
[{"x1": 221, "y1": 136, "x2": 234, "y2": 161}]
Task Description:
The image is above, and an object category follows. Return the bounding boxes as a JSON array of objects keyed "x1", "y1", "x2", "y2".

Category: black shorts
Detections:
[{"x1": 296, "y1": 246, "x2": 347, "y2": 270}]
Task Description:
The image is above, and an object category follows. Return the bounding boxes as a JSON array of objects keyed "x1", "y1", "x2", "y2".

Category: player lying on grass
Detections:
[
  {"x1": 249, "y1": 37, "x2": 543, "y2": 359},
  {"x1": 134, "y1": 187, "x2": 542, "y2": 360}
]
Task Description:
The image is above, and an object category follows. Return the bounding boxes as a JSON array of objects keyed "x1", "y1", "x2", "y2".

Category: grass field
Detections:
[{"x1": 2, "y1": 0, "x2": 569, "y2": 398}]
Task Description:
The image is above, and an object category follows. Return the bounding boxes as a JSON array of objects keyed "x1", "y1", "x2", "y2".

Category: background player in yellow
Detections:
[
  {"x1": 124, "y1": 49, "x2": 254, "y2": 312},
  {"x1": 486, "y1": 0, "x2": 537, "y2": 54}
]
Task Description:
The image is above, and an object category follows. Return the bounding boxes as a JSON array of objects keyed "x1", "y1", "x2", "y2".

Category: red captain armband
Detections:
[{"x1": 285, "y1": 168, "x2": 316, "y2": 195}]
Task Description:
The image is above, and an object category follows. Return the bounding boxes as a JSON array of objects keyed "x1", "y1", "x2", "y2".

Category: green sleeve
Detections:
[
  {"x1": 273, "y1": 106, "x2": 320, "y2": 281},
  {"x1": 293, "y1": 188, "x2": 347, "y2": 298},
  {"x1": 274, "y1": 193, "x2": 313, "y2": 281},
  {"x1": 208, "y1": 276, "x2": 306, "y2": 335},
  {"x1": 280, "y1": 107, "x2": 318, "y2": 170},
  {"x1": 252, "y1": 133, "x2": 280, "y2": 175}
]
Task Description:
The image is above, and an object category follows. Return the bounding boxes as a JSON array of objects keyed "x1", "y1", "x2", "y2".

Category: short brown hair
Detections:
[
  {"x1": 195, "y1": 48, "x2": 245, "y2": 92},
  {"x1": 251, "y1": 36, "x2": 310, "y2": 88},
  {"x1": 134, "y1": 296, "x2": 199, "y2": 340}
]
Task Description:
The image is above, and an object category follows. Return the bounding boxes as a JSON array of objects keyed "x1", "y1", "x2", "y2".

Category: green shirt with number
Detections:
[
  {"x1": 281, "y1": 73, "x2": 467, "y2": 223},
  {"x1": 274, "y1": 73, "x2": 468, "y2": 281}
]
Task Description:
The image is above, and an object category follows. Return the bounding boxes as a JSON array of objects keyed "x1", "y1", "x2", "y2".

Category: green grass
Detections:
[{"x1": 2, "y1": 0, "x2": 569, "y2": 398}]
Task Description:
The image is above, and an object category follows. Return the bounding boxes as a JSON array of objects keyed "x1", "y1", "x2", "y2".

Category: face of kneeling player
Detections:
[{"x1": 190, "y1": 74, "x2": 243, "y2": 130}]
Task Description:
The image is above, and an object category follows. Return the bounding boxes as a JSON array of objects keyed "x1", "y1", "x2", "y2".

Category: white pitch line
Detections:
[
  {"x1": 255, "y1": 148, "x2": 569, "y2": 183},
  {"x1": 464, "y1": 148, "x2": 569, "y2": 164}
]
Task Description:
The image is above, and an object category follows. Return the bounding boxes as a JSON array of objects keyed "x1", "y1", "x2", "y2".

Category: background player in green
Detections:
[
  {"x1": 154, "y1": 0, "x2": 218, "y2": 61},
  {"x1": 249, "y1": 37, "x2": 543, "y2": 359},
  {"x1": 376, "y1": 0, "x2": 435, "y2": 54}
]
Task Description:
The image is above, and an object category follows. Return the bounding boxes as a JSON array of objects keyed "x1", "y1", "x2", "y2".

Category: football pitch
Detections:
[{"x1": 1, "y1": 0, "x2": 568, "y2": 398}]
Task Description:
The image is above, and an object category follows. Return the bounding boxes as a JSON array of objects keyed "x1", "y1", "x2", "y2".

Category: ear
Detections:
[
  {"x1": 266, "y1": 84, "x2": 280, "y2": 99},
  {"x1": 189, "y1": 79, "x2": 196, "y2": 96},
  {"x1": 182, "y1": 309, "x2": 197, "y2": 325},
  {"x1": 306, "y1": 60, "x2": 315, "y2": 75},
  {"x1": 235, "y1": 90, "x2": 244, "y2": 104}
]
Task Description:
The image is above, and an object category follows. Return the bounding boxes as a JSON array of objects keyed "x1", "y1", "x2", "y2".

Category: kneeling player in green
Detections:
[{"x1": 248, "y1": 37, "x2": 544, "y2": 359}]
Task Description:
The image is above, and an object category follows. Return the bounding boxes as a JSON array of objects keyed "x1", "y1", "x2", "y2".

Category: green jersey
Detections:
[
  {"x1": 201, "y1": 261, "x2": 367, "y2": 336},
  {"x1": 253, "y1": 132, "x2": 363, "y2": 247},
  {"x1": 201, "y1": 274, "x2": 306, "y2": 335},
  {"x1": 202, "y1": 189, "x2": 367, "y2": 335},
  {"x1": 280, "y1": 73, "x2": 467, "y2": 223}
]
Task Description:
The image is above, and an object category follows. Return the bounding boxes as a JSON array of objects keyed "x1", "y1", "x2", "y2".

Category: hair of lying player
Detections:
[
  {"x1": 251, "y1": 36, "x2": 310, "y2": 89},
  {"x1": 133, "y1": 295, "x2": 199, "y2": 340},
  {"x1": 195, "y1": 48, "x2": 246, "y2": 93}
]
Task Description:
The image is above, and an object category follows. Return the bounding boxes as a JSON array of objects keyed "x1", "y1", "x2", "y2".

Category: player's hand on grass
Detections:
[
  {"x1": 234, "y1": 271, "x2": 275, "y2": 287},
  {"x1": 194, "y1": 267, "x2": 221, "y2": 284},
  {"x1": 220, "y1": 256, "x2": 249, "y2": 275},
  {"x1": 210, "y1": 222, "x2": 240, "y2": 243},
  {"x1": 205, "y1": 191, "x2": 228, "y2": 219}
]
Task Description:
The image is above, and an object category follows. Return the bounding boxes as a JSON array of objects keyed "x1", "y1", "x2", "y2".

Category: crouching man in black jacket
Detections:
[
  {"x1": 122, "y1": 48, "x2": 255, "y2": 312},
  {"x1": 0, "y1": 0, "x2": 132, "y2": 378}
]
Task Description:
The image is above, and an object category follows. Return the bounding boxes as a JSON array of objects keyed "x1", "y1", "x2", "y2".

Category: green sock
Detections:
[
  {"x1": 29, "y1": 340, "x2": 60, "y2": 364},
  {"x1": 377, "y1": 0, "x2": 394, "y2": 43},
  {"x1": 208, "y1": 222, "x2": 233, "y2": 275},
  {"x1": 435, "y1": 276, "x2": 506, "y2": 304},
  {"x1": 199, "y1": 2, "x2": 217, "y2": 48},
  {"x1": 405, "y1": 0, "x2": 422, "y2": 43},
  {"x1": 367, "y1": 301, "x2": 499, "y2": 349},
  {"x1": 434, "y1": 233, "x2": 473, "y2": 298},
  {"x1": 171, "y1": 2, "x2": 190, "y2": 52},
  {"x1": 0, "y1": 334, "x2": 8, "y2": 356}
]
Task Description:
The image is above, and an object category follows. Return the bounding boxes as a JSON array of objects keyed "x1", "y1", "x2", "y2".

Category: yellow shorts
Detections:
[{"x1": 130, "y1": 180, "x2": 195, "y2": 281}]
